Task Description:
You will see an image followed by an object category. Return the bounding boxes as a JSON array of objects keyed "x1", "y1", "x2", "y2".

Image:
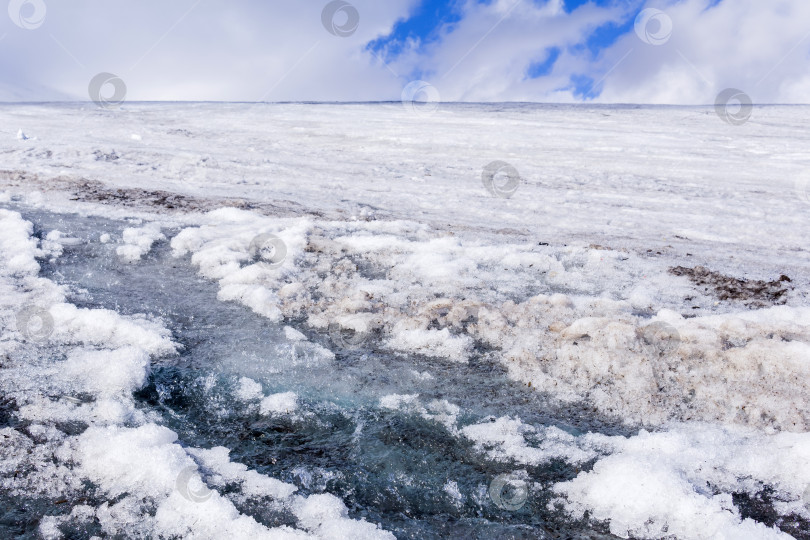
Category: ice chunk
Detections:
[
  {"x1": 60, "y1": 346, "x2": 150, "y2": 397},
  {"x1": 50, "y1": 303, "x2": 176, "y2": 356},
  {"x1": 117, "y1": 223, "x2": 165, "y2": 262},
  {"x1": 293, "y1": 493, "x2": 395, "y2": 540},
  {"x1": 188, "y1": 446, "x2": 297, "y2": 500},
  {"x1": 379, "y1": 394, "x2": 460, "y2": 431},
  {"x1": 443, "y1": 480, "x2": 464, "y2": 506},
  {"x1": 259, "y1": 391, "x2": 298, "y2": 416},
  {"x1": 385, "y1": 323, "x2": 473, "y2": 363},
  {"x1": 379, "y1": 393, "x2": 420, "y2": 411},
  {"x1": 0, "y1": 209, "x2": 42, "y2": 276},
  {"x1": 234, "y1": 376, "x2": 263, "y2": 401},
  {"x1": 76, "y1": 424, "x2": 307, "y2": 539},
  {"x1": 284, "y1": 326, "x2": 307, "y2": 341},
  {"x1": 461, "y1": 416, "x2": 596, "y2": 466},
  {"x1": 218, "y1": 283, "x2": 283, "y2": 321},
  {"x1": 38, "y1": 516, "x2": 62, "y2": 540}
]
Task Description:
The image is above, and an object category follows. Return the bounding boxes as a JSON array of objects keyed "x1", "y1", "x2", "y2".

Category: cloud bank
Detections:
[{"x1": 0, "y1": 0, "x2": 807, "y2": 103}]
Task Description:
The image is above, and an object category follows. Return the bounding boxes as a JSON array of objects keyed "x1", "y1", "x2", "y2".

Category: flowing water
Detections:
[{"x1": 7, "y1": 206, "x2": 634, "y2": 539}]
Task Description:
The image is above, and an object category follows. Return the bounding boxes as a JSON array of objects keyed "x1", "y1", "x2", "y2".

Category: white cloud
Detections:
[
  {"x1": 380, "y1": 0, "x2": 810, "y2": 103},
  {"x1": 0, "y1": 0, "x2": 807, "y2": 103},
  {"x1": 594, "y1": 0, "x2": 810, "y2": 104},
  {"x1": 379, "y1": 0, "x2": 631, "y2": 102},
  {"x1": 0, "y1": 0, "x2": 419, "y2": 101}
]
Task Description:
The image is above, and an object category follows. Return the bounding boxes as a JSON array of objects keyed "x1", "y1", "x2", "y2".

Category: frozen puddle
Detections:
[{"x1": 1, "y1": 205, "x2": 809, "y2": 539}]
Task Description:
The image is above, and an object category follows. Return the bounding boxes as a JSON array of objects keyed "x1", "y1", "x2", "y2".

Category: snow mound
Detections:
[{"x1": 553, "y1": 423, "x2": 810, "y2": 540}]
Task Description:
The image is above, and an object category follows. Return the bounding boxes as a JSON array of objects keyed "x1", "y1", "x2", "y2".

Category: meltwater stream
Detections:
[{"x1": 20, "y1": 207, "x2": 632, "y2": 539}]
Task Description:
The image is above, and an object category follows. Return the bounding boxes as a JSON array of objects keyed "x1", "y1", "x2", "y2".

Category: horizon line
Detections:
[{"x1": 1, "y1": 100, "x2": 808, "y2": 106}]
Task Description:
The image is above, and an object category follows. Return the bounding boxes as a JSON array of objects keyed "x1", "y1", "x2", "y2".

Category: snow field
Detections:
[{"x1": 2, "y1": 102, "x2": 809, "y2": 538}]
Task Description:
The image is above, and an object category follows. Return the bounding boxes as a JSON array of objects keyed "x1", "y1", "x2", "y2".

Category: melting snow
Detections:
[{"x1": 2, "y1": 104, "x2": 810, "y2": 539}]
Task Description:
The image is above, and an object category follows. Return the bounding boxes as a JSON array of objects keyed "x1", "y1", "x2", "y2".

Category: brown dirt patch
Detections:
[
  {"x1": 0, "y1": 169, "x2": 313, "y2": 217},
  {"x1": 669, "y1": 265, "x2": 792, "y2": 308}
]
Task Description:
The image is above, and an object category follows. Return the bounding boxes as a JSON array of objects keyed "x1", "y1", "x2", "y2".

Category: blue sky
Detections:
[
  {"x1": 366, "y1": 0, "x2": 637, "y2": 99},
  {"x1": 0, "y1": 0, "x2": 808, "y2": 103}
]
